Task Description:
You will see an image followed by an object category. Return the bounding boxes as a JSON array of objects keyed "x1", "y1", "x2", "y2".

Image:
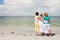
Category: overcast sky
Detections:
[{"x1": 0, "y1": 0, "x2": 60, "y2": 16}]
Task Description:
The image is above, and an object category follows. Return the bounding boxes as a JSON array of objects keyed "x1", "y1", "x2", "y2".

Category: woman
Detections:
[
  {"x1": 43, "y1": 12, "x2": 52, "y2": 36},
  {"x1": 35, "y1": 12, "x2": 39, "y2": 36},
  {"x1": 38, "y1": 14, "x2": 45, "y2": 36}
]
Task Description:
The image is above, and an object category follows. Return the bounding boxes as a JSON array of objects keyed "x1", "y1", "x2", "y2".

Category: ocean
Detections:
[{"x1": 0, "y1": 16, "x2": 60, "y2": 26}]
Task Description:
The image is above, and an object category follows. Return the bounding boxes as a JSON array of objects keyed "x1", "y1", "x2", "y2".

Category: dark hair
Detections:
[
  {"x1": 40, "y1": 14, "x2": 43, "y2": 17},
  {"x1": 35, "y1": 12, "x2": 39, "y2": 16}
]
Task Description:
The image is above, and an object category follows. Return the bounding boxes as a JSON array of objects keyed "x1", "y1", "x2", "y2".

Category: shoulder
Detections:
[
  {"x1": 35, "y1": 16, "x2": 39, "y2": 18},
  {"x1": 44, "y1": 16, "x2": 46, "y2": 18}
]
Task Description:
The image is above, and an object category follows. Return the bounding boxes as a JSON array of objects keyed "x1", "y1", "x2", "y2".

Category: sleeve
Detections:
[{"x1": 49, "y1": 16, "x2": 50, "y2": 20}]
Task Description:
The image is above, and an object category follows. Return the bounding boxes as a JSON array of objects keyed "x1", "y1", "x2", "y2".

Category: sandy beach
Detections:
[{"x1": 0, "y1": 26, "x2": 60, "y2": 40}]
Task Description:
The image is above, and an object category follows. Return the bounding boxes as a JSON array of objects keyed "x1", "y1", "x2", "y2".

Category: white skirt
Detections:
[
  {"x1": 39, "y1": 21, "x2": 45, "y2": 33},
  {"x1": 39, "y1": 21, "x2": 50, "y2": 33}
]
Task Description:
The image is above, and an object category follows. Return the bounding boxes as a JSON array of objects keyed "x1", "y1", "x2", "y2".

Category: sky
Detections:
[{"x1": 0, "y1": 0, "x2": 60, "y2": 16}]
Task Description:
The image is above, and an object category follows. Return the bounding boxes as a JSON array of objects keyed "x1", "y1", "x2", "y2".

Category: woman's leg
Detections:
[
  {"x1": 35, "y1": 22, "x2": 39, "y2": 35},
  {"x1": 39, "y1": 24, "x2": 45, "y2": 36},
  {"x1": 47, "y1": 24, "x2": 52, "y2": 36}
]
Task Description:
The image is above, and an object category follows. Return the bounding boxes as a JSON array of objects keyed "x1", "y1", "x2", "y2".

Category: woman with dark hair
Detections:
[
  {"x1": 38, "y1": 14, "x2": 45, "y2": 36},
  {"x1": 35, "y1": 12, "x2": 39, "y2": 36}
]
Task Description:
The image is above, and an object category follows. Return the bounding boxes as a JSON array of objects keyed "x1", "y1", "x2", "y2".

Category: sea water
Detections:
[
  {"x1": 0, "y1": 16, "x2": 60, "y2": 26},
  {"x1": 0, "y1": 16, "x2": 34, "y2": 26}
]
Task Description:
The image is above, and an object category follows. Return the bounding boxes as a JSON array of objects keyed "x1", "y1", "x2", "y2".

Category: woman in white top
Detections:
[{"x1": 38, "y1": 14, "x2": 45, "y2": 36}]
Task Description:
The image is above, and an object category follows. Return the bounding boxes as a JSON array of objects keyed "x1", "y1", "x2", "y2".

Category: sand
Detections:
[{"x1": 0, "y1": 26, "x2": 60, "y2": 40}]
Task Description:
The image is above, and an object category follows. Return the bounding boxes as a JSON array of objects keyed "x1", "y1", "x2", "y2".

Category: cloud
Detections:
[
  {"x1": 0, "y1": 0, "x2": 34, "y2": 16},
  {"x1": 44, "y1": 0, "x2": 60, "y2": 16},
  {"x1": 36, "y1": 0, "x2": 60, "y2": 16},
  {"x1": 5, "y1": 0, "x2": 34, "y2": 5},
  {"x1": 0, "y1": 0, "x2": 60, "y2": 16},
  {"x1": 44, "y1": 0, "x2": 60, "y2": 10}
]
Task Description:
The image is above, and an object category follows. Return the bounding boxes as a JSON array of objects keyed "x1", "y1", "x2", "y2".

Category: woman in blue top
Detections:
[{"x1": 44, "y1": 12, "x2": 52, "y2": 36}]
